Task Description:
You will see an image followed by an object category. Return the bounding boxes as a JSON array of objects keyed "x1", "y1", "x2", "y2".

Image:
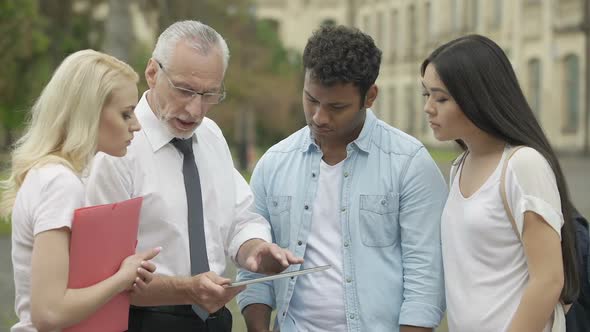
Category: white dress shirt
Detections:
[{"x1": 85, "y1": 91, "x2": 271, "y2": 277}]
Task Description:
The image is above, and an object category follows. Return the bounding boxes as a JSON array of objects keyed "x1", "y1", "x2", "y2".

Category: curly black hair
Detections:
[{"x1": 303, "y1": 25, "x2": 382, "y2": 99}]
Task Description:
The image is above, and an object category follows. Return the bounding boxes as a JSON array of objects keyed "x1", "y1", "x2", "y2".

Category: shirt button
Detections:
[
  {"x1": 381, "y1": 199, "x2": 387, "y2": 205},
  {"x1": 312, "y1": 172, "x2": 316, "y2": 178},
  {"x1": 344, "y1": 172, "x2": 349, "y2": 178},
  {"x1": 341, "y1": 207, "x2": 346, "y2": 212},
  {"x1": 349, "y1": 314, "x2": 355, "y2": 319},
  {"x1": 282, "y1": 311, "x2": 286, "y2": 316},
  {"x1": 298, "y1": 240, "x2": 303, "y2": 246},
  {"x1": 344, "y1": 242, "x2": 349, "y2": 247},
  {"x1": 346, "y1": 277, "x2": 352, "y2": 283},
  {"x1": 273, "y1": 201, "x2": 278, "y2": 207},
  {"x1": 304, "y1": 205, "x2": 309, "y2": 210}
]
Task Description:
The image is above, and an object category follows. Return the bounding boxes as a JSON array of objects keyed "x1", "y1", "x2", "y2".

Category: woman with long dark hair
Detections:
[{"x1": 421, "y1": 34, "x2": 578, "y2": 332}]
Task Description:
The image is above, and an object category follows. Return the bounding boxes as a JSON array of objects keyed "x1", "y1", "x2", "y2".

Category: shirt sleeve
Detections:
[
  {"x1": 236, "y1": 153, "x2": 277, "y2": 311},
  {"x1": 505, "y1": 147, "x2": 564, "y2": 238},
  {"x1": 226, "y1": 166, "x2": 272, "y2": 264},
  {"x1": 85, "y1": 152, "x2": 133, "y2": 206},
  {"x1": 33, "y1": 166, "x2": 84, "y2": 235},
  {"x1": 398, "y1": 147, "x2": 448, "y2": 327}
]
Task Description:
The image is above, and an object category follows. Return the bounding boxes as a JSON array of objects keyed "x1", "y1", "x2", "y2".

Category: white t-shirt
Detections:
[
  {"x1": 442, "y1": 147, "x2": 563, "y2": 332},
  {"x1": 286, "y1": 160, "x2": 347, "y2": 331},
  {"x1": 11, "y1": 164, "x2": 84, "y2": 332}
]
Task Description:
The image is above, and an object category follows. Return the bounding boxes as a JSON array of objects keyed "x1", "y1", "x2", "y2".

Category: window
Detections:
[
  {"x1": 564, "y1": 54, "x2": 580, "y2": 132},
  {"x1": 451, "y1": 0, "x2": 461, "y2": 31},
  {"x1": 390, "y1": 9, "x2": 398, "y2": 62},
  {"x1": 363, "y1": 14, "x2": 370, "y2": 34},
  {"x1": 493, "y1": 0, "x2": 502, "y2": 28},
  {"x1": 376, "y1": 12, "x2": 384, "y2": 47},
  {"x1": 471, "y1": 0, "x2": 480, "y2": 30},
  {"x1": 527, "y1": 58, "x2": 542, "y2": 117},
  {"x1": 389, "y1": 86, "x2": 396, "y2": 124},
  {"x1": 425, "y1": 1, "x2": 433, "y2": 43},
  {"x1": 405, "y1": 85, "x2": 416, "y2": 135},
  {"x1": 408, "y1": 5, "x2": 416, "y2": 56}
]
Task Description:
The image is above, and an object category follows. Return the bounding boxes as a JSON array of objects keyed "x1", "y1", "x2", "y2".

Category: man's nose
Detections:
[
  {"x1": 312, "y1": 105, "x2": 330, "y2": 126},
  {"x1": 185, "y1": 95, "x2": 204, "y2": 118}
]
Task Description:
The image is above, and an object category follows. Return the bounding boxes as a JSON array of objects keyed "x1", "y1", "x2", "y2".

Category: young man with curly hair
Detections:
[{"x1": 237, "y1": 25, "x2": 447, "y2": 332}]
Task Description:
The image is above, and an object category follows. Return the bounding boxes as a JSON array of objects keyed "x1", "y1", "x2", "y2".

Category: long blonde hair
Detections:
[{"x1": 0, "y1": 49, "x2": 138, "y2": 217}]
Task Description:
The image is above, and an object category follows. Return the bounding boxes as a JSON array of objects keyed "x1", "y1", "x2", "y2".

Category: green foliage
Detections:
[
  {"x1": 0, "y1": 0, "x2": 107, "y2": 148},
  {"x1": 0, "y1": 0, "x2": 305, "y2": 156},
  {"x1": 0, "y1": 0, "x2": 50, "y2": 132}
]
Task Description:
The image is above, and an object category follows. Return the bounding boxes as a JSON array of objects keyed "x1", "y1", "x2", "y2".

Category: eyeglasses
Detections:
[{"x1": 156, "y1": 61, "x2": 226, "y2": 104}]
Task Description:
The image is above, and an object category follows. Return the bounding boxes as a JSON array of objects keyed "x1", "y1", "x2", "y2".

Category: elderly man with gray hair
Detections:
[{"x1": 85, "y1": 20, "x2": 302, "y2": 332}]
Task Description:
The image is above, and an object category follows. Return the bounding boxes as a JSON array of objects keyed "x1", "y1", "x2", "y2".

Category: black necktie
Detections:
[{"x1": 171, "y1": 138, "x2": 209, "y2": 319}]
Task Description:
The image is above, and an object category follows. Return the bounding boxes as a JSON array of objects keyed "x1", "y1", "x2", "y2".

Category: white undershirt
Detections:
[
  {"x1": 442, "y1": 147, "x2": 563, "y2": 332},
  {"x1": 287, "y1": 159, "x2": 347, "y2": 331}
]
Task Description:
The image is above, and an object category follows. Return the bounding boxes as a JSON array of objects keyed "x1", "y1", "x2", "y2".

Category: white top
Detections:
[
  {"x1": 442, "y1": 147, "x2": 563, "y2": 332},
  {"x1": 287, "y1": 160, "x2": 347, "y2": 331},
  {"x1": 11, "y1": 164, "x2": 84, "y2": 332},
  {"x1": 85, "y1": 91, "x2": 272, "y2": 277}
]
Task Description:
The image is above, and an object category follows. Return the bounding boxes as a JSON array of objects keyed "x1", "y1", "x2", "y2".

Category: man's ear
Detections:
[
  {"x1": 145, "y1": 58, "x2": 159, "y2": 89},
  {"x1": 363, "y1": 84, "x2": 379, "y2": 109}
]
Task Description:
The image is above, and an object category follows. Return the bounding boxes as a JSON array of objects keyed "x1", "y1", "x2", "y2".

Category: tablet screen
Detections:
[{"x1": 228, "y1": 265, "x2": 331, "y2": 287}]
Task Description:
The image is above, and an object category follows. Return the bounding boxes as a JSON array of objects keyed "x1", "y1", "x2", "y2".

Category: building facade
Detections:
[{"x1": 255, "y1": 0, "x2": 589, "y2": 152}]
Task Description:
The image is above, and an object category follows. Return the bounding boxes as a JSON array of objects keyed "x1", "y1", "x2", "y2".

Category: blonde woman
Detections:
[{"x1": 0, "y1": 50, "x2": 161, "y2": 332}]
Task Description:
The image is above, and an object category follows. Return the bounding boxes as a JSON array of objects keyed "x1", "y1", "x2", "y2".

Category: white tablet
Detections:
[{"x1": 228, "y1": 265, "x2": 331, "y2": 288}]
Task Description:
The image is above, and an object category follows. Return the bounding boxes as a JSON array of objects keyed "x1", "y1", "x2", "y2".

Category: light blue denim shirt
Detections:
[{"x1": 237, "y1": 110, "x2": 447, "y2": 332}]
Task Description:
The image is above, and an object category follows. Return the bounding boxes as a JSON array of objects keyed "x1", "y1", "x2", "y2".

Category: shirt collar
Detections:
[
  {"x1": 300, "y1": 108, "x2": 378, "y2": 154},
  {"x1": 136, "y1": 90, "x2": 195, "y2": 152}
]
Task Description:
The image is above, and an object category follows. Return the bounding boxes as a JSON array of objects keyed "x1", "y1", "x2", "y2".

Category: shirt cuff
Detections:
[
  {"x1": 237, "y1": 281, "x2": 276, "y2": 312},
  {"x1": 399, "y1": 301, "x2": 444, "y2": 328},
  {"x1": 228, "y1": 223, "x2": 272, "y2": 263}
]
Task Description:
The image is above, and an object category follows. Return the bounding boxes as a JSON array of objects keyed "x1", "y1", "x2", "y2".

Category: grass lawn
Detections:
[
  {"x1": 428, "y1": 146, "x2": 461, "y2": 164},
  {"x1": 0, "y1": 219, "x2": 9, "y2": 237}
]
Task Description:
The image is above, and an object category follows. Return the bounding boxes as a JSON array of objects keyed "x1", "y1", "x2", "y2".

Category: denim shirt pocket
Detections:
[
  {"x1": 359, "y1": 193, "x2": 400, "y2": 247},
  {"x1": 266, "y1": 196, "x2": 292, "y2": 248}
]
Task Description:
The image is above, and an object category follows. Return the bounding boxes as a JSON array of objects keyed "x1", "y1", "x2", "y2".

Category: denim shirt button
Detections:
[
  {"x1": 273, "y1": 201, "x2": 278, "y2": 207},
  {"x1": 304, "y1": 205, "x2": 309, "y2": 210},
  {"x1": 349, "y1": 314, "x2": 355, "y2": 319},
  {"x1": 380, "y1": 199, "x2": 387, "y2": 205},
  {"x1": 344, "y1": 242, "x2": 349, "y2": 247},
  {"x1": 312, "y1": 172, "x2": 316, "y2": 178},
  {"x1": 343, "y1": 172, "x2": 349, "y2": 178},
  {"x1": 340, "y1": 207, "x2": 346, "y2": 212},
  {"x1": 298, "y1": 240, "x2": 303, "y2": 246},
  {"x1": 346, "y1": 277, "x2": 352, "y2": 283}
]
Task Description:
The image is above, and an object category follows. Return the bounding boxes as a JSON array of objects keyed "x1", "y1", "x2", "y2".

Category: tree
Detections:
[
  {"x1": 0, "y1": 0, "x2": 49, "y2": 148},
  {"x1": 0, "y1": 0, "x2": 107, "y2": 150}
]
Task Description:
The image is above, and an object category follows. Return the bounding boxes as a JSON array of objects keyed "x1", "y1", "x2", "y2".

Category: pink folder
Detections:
[{"x1": 65, "y1": 197, "x2": 143, "y2": 332}]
